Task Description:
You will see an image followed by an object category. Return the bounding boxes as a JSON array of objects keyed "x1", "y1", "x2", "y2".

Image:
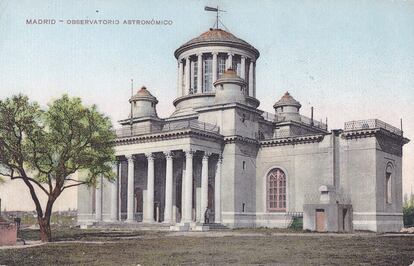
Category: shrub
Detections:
[{"x1": 403, "y1": 205, "x2": 414, "y2": 227}]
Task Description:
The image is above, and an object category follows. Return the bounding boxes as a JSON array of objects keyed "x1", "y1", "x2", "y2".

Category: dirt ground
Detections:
[{"x1": 1, "y1": 228, "x2": 414, "y2": 265}]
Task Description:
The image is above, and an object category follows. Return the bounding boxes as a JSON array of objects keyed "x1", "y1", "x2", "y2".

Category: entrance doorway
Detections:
[{"x1": 316, "y1": 209, "x2": 326, "y2": 232}]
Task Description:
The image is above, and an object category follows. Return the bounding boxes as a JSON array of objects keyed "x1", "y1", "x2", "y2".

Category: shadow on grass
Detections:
[{"x1": 20, "y1": 227, "x2": 166, "y2": 242}]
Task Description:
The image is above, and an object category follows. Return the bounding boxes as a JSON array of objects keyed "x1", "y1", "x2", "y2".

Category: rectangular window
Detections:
[
  {"x1": 232, "y1": 56, "x2": 241, "y2": 77},
  {"x1": 242, "y1": 161, "x2": 246, "y2": 170},
  {"x1": 218, "y1": 56, "x2": 226, "y2": 79},
  {"x1": 190, "y1": 61, "x2": 194, "y2": 94},
  {"x1": 203, "y1": 56, "x2": 213, "y2": 92},
  {"x1": 193, "y1": 61, "x2": 198, "y2": 93}
]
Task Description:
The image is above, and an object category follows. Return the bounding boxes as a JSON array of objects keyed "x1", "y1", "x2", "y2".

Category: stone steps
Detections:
[
  {"x1": 92, "y1": 222, "x2": 172, "y2": 231},
  {"x1": 207, "y1": 223, "x2": 230, "y2": 230},
  {"x1": 86, "y1": 221, "x2": 230, "y2": 232}
]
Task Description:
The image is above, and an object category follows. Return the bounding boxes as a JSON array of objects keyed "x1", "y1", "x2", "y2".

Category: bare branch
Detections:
[
  {"x1": 11, "y1": 175, "x2": 50, "y2": 196},
  {"x1": 61, "y1": 181, "x2": 88, "y2": 191},
  {"x1": 66, "y1": 178, "x2": 85, "y2": 183}
]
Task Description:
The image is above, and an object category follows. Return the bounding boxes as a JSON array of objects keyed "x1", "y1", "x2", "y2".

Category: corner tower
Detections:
[{"x1": 172, "y1": 28, "x2": 260, "y2": 117}]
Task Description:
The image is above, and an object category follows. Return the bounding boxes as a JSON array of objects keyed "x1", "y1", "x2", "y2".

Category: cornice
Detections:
[
  {"x1": 224, "y1": 135, "x2": 260, "y2": 145},
  {"x1": 115, "y1": 128, "x2": 224, "y2": 146},
  {"x1": 260, "y1": 134, "x2": 325, "y2": 147},
  {"x1": 174, "y1": 41, "x2": 260, "y2": 59},
  {"x1": 341, "y1": 128, "x2": 410, "y2": 145}
]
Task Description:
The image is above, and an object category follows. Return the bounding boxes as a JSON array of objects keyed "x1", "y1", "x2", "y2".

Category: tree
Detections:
[
  {"x1": 404, "y1": 192, "x2": 414, "y2": 227},
  {"x1": 0, "y1": 94, "x2": 116, "y2": 241}
]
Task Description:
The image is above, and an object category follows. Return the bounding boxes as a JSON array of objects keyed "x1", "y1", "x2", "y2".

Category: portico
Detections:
[{"x1": 104, "y1": 149, "x2": 222, "y2": 225}]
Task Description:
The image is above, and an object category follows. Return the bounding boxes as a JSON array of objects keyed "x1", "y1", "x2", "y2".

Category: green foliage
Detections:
[
  {"x1": 289, "y1": 217, "x2": 303, "y2": 230},
  {"x1": 0, "y1": 94, "x2": 116, "y2": 240},
  {"x1": 0, "y1": 94, "x2": 116, "y2": 188},
  {"x1": 403, "y1": 196, "x2": 414, "y2": 227}
]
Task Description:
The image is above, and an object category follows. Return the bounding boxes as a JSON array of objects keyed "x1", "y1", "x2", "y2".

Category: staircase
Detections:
[
  {"x1": 92, "y1": 222, "x2": 172, "y2": 231},
  {"x1": 207, "y1": 223, "x2": 230, "y2": 230}
]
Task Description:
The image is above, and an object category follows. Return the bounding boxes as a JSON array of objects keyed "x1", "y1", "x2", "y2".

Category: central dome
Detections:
[
  {"x1": 174, "y1": 28, "x2": 259, "y2": 58},
  {"x1": 172, "y1": 27, "x2": 260, "y2": 117}
]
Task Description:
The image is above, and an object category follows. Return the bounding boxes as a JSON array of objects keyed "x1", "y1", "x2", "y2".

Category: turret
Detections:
[
  {"x1": 213, "y1": 69, "x2": 247, "y2": 105},
  {"x1": 130, "y1": 86, "x2": 158, "y2": 118},
  {"x1": 273, "y1": 92, "x2": 301, "y2": 122}
]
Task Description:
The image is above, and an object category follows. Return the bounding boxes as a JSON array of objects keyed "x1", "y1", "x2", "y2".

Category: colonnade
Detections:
[
  {"x1": 177, "y1": 52, "x2": 256, "y2": 98},
  {"x1": 94, "y1": 150, "x2": 222, "y2": 224}
]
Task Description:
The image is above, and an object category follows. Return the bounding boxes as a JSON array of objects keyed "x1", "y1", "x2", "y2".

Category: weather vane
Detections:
[{"x1": 204, "y1": 6, "x2": 226, "y2": 29}]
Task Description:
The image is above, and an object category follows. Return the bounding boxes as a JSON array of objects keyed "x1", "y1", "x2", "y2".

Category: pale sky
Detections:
[{"x1": 0, "y1": 0, "x2": 413, "y2": 210}]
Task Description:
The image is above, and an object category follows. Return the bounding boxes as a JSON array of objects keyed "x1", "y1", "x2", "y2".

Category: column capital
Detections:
[
  {"x1": 217, "y1": 154, "x2": 223, "y2": 164},
  {"x1": 202, "y1": 152, "x2": 211, "y2": 161},
  {"x1": 228, "y1": 53, "x2": 234, "y2": 56},
  {"x1": 125, "y1": 154, "x2": 135, "y2": 162},
  {"x1": 145, "y1": 153, "x2": 154, "y2": 161},
  {"x1": 164, "y1": 151, "x2": 173, "y2": 159},
  {"x1": 241, "y1": 55, "x2": 247, "y2": 60},
  {"x1": 184, "y1": 149, "x2": 194, "y2": 157},
  {"x1": 196, "y1": 53, "x2": 203, "y2": 57},
  {"x1": 212, "y1": 51, "x2": 219, "y2": 56}
]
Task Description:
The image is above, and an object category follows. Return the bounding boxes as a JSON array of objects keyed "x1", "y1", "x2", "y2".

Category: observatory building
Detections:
[{"x1": 77, "y1": 26, "x2": 409, "y2": 232}]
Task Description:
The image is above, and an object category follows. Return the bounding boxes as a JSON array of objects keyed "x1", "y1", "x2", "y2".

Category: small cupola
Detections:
[
  {"x1": 273, "y1": 92, "x2": 301, "y2": 121},
  {"x1": 129, "y1": 86, "x2": 158, "y2": 118},
  {"x1": 213, "y1": 69, "x2": 247, "y2": 105}
]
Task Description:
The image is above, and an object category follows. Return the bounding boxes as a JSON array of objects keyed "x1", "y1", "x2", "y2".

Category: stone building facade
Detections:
[{"x1": 77, "y1": 28, "x2": 409, "y2": 232}]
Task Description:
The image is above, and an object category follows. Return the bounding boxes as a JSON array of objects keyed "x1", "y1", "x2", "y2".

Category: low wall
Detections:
[{"x1": 0, "y1": 222, "x2": 17, "y2": 246}]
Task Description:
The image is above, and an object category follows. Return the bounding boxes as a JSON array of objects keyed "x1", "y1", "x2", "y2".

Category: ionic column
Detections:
[
  {"x1": 240, "y1": 56, "x2": 246, "y2": 81},
  {"x1": 197, "y1": 53, "x2": 203, "y2": 93},
  {"x1": 227, "y1": 53, "x2": 233, "y2": 70},
  {"x1": 110, "y1": 163, "x2": 118, "y2": 221},
  {"x1": 215, "y1": 155, "x2": 222, "y2": 223},
  {"x1": 248, "y1": 60, "x2": 254, "y2": 97},
  {"x1": 164, "y1": 152, "x2": 173, "y2": 223},
  {"x1": 144, "y1": 153, "x2": 155, "y2": 223},
  {"x1": 181, "y1": 160, "x2": 186, "y2": 222},
  {"x1": 212, "y1": 52, "x2": 218, "y2": 84},
  {"x1": 118, "y1": 162, "x2": 122, "y2": 221},
  {"x1": 178, "y1": 60, "x2": 184, "y2": 97},
  {"x1": 183, "y1": 150, "x2": 194, "y2": 223},
  {"x1": 95, "y1": 176, "x2": 102, "y2": 221},
  {"x1": 185, "y1": 57, "x2": 191, "y2": 95},
  {"x1": 253, "y1": 62, "x2": 256, "y2": 97},
  {"x1": 201, "y1": 152, "x2": 210, "y2": 223},
  {"x1": 126, "y1": 155, "x2": 135, "y2": 222}
]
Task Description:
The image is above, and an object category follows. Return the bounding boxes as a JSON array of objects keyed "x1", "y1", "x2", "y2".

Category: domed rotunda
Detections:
[{"x1": 172, "y1": 28, "x2": 260, "y2": 116}]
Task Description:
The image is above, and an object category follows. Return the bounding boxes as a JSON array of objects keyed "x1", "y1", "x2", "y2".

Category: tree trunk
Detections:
[{"x1": 38, "y1": 216, "x2": 52, "y2": 242}]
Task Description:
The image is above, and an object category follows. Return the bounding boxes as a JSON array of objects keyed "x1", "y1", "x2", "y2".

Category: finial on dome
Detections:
[
  {"x1": 130, "y1": 86, "x2": 158, "y2": 103},
  {"x1": 273, "y1": 91, "x2": 301, "y2": 109}
]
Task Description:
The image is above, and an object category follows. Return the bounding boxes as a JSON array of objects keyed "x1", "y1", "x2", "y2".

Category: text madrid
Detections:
[{"x1": 25, "y1": 19, "x2": 173, "y2": 25}]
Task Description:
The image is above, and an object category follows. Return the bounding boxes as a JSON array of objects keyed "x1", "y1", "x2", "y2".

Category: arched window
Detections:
[
  {"x1": 267, "y1": 168, "x2": 286, "y2": 212},
  {"x1": 385, "y1": 163, "x2": 393, "y2": 204}
]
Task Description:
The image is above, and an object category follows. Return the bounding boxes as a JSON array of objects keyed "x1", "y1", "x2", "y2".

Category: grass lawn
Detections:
[{"x1": 1, "y1": 227, "x2": 414, "y2": 265}]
